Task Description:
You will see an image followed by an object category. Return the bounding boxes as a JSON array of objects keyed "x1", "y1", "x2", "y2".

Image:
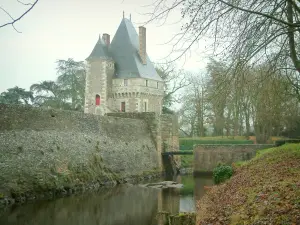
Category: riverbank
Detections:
[{"x1": 197, "y1": 144, "x2": 300, "y2": 224}]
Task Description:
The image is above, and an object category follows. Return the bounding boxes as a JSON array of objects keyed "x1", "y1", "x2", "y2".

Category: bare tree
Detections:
[
  {"x1": 146, "y1": 0, "x2": 300, "y2": 94},
  {"x1": 0, "y1": 0, "x2": 39, "y2": 32},
  {"x1": 156, "y1": 62, "x2": 191, "y2": 112},
  {"x1": 179, "y1": 73, "x2": 209, "y2": 136}
]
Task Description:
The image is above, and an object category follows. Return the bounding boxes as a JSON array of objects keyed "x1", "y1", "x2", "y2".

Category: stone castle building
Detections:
[{"x1": 84, "y1": 16, "x2": 164, "y2": 115}]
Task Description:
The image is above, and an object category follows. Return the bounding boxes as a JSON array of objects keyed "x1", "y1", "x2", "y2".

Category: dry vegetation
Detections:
[{"x1": 196, "y1": 144, "x2": 300, "y2": 224}]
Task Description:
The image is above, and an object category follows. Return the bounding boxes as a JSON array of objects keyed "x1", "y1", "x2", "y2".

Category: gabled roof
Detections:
[{"x1": 86, "y1": 35, "x2": 111, "y2": 60}]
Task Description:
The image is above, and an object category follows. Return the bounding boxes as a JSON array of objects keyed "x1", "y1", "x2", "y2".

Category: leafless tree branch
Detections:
[{"x1": 0, "y1": 0, "x2": 39, "y2": 32}]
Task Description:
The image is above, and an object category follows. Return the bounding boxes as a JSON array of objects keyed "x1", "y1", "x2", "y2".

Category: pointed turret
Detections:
[{"x1": 86, "y1": 34, "x2": 110, "y2": 61}]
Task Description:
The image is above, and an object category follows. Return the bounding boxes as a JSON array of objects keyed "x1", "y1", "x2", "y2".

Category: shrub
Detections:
[
  {"x1": 275, "y1": 139, "x2": 300, "y2": 147},
  {"x1": 213, "y1": 164, "x2": 233, "y2": 184}
]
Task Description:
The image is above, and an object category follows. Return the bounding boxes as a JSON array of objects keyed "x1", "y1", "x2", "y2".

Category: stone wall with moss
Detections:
[
  {"x1": 106, "y1": 112, "x2": 180, "y2": 169},
  {"x1": 193, "y1": 144, "x2": 274, "y2": 173},
  {"x1": 0, "y1": 104, "x2": 160, "y2": 201}
]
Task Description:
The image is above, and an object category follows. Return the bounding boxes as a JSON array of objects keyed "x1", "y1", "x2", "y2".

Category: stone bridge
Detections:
[{"x1": 163, "y1": 144, "x2": 274, "y2": 175}]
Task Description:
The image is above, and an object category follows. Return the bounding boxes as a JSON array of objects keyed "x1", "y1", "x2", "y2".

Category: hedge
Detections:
[
  {"x1": 275, "y1": 139, "x2": 300, "y2": 147},
  {"x1": 179, "y1": 139, "x2": 254, "y2": 150}
]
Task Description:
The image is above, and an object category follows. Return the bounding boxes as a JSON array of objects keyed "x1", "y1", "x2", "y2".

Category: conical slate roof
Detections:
[
  {"x1": 86, "y1": 35, "x2": 110, "y2": 60},
  {"x1": 87, "y1": 18, "x2": 162, "y2": 81}
]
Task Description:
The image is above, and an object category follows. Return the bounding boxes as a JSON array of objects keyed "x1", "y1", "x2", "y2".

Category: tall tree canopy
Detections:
[
  {"x1": 148, "y1": 0, "x2": 300, "y2": 97},
  {"x1": 0, "y1": 86, "x2": 33, "y2": 105},
  {"x1": 0, "y1": 58, "x2": 86, "y2": 111},
  {"x1": 56, "y1": 58, "x2": 86, "y2": 110}
]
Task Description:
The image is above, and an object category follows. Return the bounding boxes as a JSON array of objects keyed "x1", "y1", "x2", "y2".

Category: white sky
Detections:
[{"x1": 0, "y1": 0, "x2": 208, "y2": 93}]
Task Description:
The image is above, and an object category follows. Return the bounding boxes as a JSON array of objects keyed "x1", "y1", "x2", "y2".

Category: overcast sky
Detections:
[{"x1": 0, "y1": 0, "x2": 208, "y2": 93}]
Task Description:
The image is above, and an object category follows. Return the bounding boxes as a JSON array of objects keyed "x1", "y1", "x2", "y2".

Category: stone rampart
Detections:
[
  {"x1": 193, "y1": 144, "x2": 274, "y2": 173},
  {"x1": 0, "y1": 104, "x2": 161, "y2": 201},
  {"x1": 106, "y1": 112, "x2": 180, "y2": 171}
]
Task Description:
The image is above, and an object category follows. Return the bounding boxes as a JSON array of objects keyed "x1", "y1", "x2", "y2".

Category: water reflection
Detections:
[{"x1": 0, "y1": 175, "x2": 213, "y2": 225}]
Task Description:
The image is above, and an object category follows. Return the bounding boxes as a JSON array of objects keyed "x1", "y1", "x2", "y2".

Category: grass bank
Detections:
[{"x1": 197, "y1": 144, "x2": 300, "y2": 224}]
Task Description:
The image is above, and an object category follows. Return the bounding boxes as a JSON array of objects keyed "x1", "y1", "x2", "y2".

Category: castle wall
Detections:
[
  {"x1": 106, "y1": 112, "x2": 180, "y2": 169},
  {"x1": 0, "y1": 104, "x2": 161, "y2": 199}
]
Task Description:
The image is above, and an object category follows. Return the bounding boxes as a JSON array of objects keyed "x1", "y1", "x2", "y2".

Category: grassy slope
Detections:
[{"x1": 197, "y1": 144, "x2": 300, "y2": 225}]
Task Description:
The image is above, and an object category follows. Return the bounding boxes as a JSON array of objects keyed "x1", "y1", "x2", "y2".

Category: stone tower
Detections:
[
  {"x1": 84, "y1": 17, "x2": 164, "y2": 115},
  {"x1": 84, "y1": 34, "x2": 114, "y2": 115}
]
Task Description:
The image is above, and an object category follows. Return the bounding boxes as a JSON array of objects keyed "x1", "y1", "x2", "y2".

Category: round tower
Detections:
[{"x1": 84, "y1": 34, "x2": 114, "y2": 115}]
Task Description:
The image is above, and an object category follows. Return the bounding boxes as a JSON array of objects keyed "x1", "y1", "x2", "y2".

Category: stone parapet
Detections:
[{"x1": 112, "y1": 85, "x2": 164, "y2": 96}]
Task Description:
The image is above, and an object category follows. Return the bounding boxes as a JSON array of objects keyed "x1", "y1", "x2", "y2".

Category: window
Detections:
[
  {"x1": 124, "y1": 79, "x2": 128, "y2": 86},
  {"x1": 95, "y1": 94, "x2": 100, "y2": 106},
  {"x1": 144, "y1": 102, "x2": 147, "y2": 112},
  {"x1": 146, "y1": 80, "x2": 148, "y2": 87},
  {"x1": 121, "y1": 102, "x2": 126, "y2": 112},
  {"x1": 156, "y1": 82, "x2": 159, "y2": 89}
]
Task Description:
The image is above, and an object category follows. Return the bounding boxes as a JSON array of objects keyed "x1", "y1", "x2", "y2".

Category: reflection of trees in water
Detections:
[
  {"x1": 194, "y1": 176, "x2": 214, "y2": 201},
  {"x1": 160, "y1": 188, "x2": 180, "y2": 215},
  {"x1": 0, "y1": 175, "x2": 213, "y2": 225},
  {"x1": 0, "y1": 185, "x2": 159, "y2": 225},
  {"x1": 177, "y1": 175, "x2": 214, "y2": 212}
]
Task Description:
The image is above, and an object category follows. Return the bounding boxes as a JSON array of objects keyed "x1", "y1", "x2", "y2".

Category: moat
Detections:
[{"x1": 0, "y1": 174, "x2": 213, "y2": 225}]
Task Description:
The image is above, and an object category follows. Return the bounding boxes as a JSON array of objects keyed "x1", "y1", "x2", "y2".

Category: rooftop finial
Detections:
[
  {"x1": 123, "y1": 11, "x2": 124, "y2": 18},
  {"x1": 130, "y1": 13, "x2": 131, "y2": 21}
]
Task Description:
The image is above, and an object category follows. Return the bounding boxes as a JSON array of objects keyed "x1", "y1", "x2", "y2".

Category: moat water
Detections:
[{"x1": 0, "y1": 174, "x2": 213, "y2": 225}]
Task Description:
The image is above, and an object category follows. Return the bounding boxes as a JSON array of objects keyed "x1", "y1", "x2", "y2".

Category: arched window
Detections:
[{"x1": 95, "y1": 94, "x2": 101, "y2": 106}]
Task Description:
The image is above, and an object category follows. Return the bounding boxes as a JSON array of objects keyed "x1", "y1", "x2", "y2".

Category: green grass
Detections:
[
  {"x1": 180, "y1": 175, "x2": 194, "y2": 195},
  {"x1": 181, "y1": 155, "x2": 194, "y2": 168},
  {"x1": 245, "y1": 143, "x2": 300, "y2": 165}
]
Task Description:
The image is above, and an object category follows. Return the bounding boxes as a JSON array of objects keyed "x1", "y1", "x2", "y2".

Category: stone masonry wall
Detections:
[
  {"x1": 0, "y1": 104, "x2": 160, "y2": 199},
  {"x1": 193, "y1": 144, "x2": 274, "y2": 173},
  {"x1": 111, "y1": 78, "x2": 164, "y2": 113},
  {"x1": 106, "y1": 112, "x2": 180, "y2": 169}
]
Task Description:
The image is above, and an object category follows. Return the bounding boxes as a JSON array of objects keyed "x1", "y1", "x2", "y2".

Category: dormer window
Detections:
[
  {"x1": 124, "y1": 79, "x2": 128, "y2": 86},
  {"x1": 146, "y1": 80, "x2": 148, "y2": 87}
]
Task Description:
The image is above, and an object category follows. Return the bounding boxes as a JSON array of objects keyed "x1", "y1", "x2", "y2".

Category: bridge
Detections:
[
  {"x1": 161, "y1": 151, "x2": 193, "y2": 156},
  {"x1": 161, "y1": 144, "x2": 274, "y2": 176}
]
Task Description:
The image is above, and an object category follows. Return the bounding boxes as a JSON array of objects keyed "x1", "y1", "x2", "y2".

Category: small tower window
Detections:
[
  {"x1": 121, "y1": 102, "x2": 126, "y2": 112},
  {"x1": 146, "y1": 80, "x2": 148, "y2": 87},
  {"x1": 156, "y1": 82, "x2": 159, "y2": 89},
  {"x1": 124, "y1": 79, "x2": 128, "y2": 86},
  {"x1": 144, "y1": 102, "x2": 147, "y2": 112},
  {"x1": 95, "y1": 94, "x2": 101, "y2": 106}
]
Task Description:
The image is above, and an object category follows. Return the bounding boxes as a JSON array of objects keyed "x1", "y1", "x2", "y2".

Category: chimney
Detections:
[
  {"x1": 139, "y1": 26, "x2": 147, "y2": 65},
  {"x1": 102, "y1": 33, "x2": 110, "y2": 46}
]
